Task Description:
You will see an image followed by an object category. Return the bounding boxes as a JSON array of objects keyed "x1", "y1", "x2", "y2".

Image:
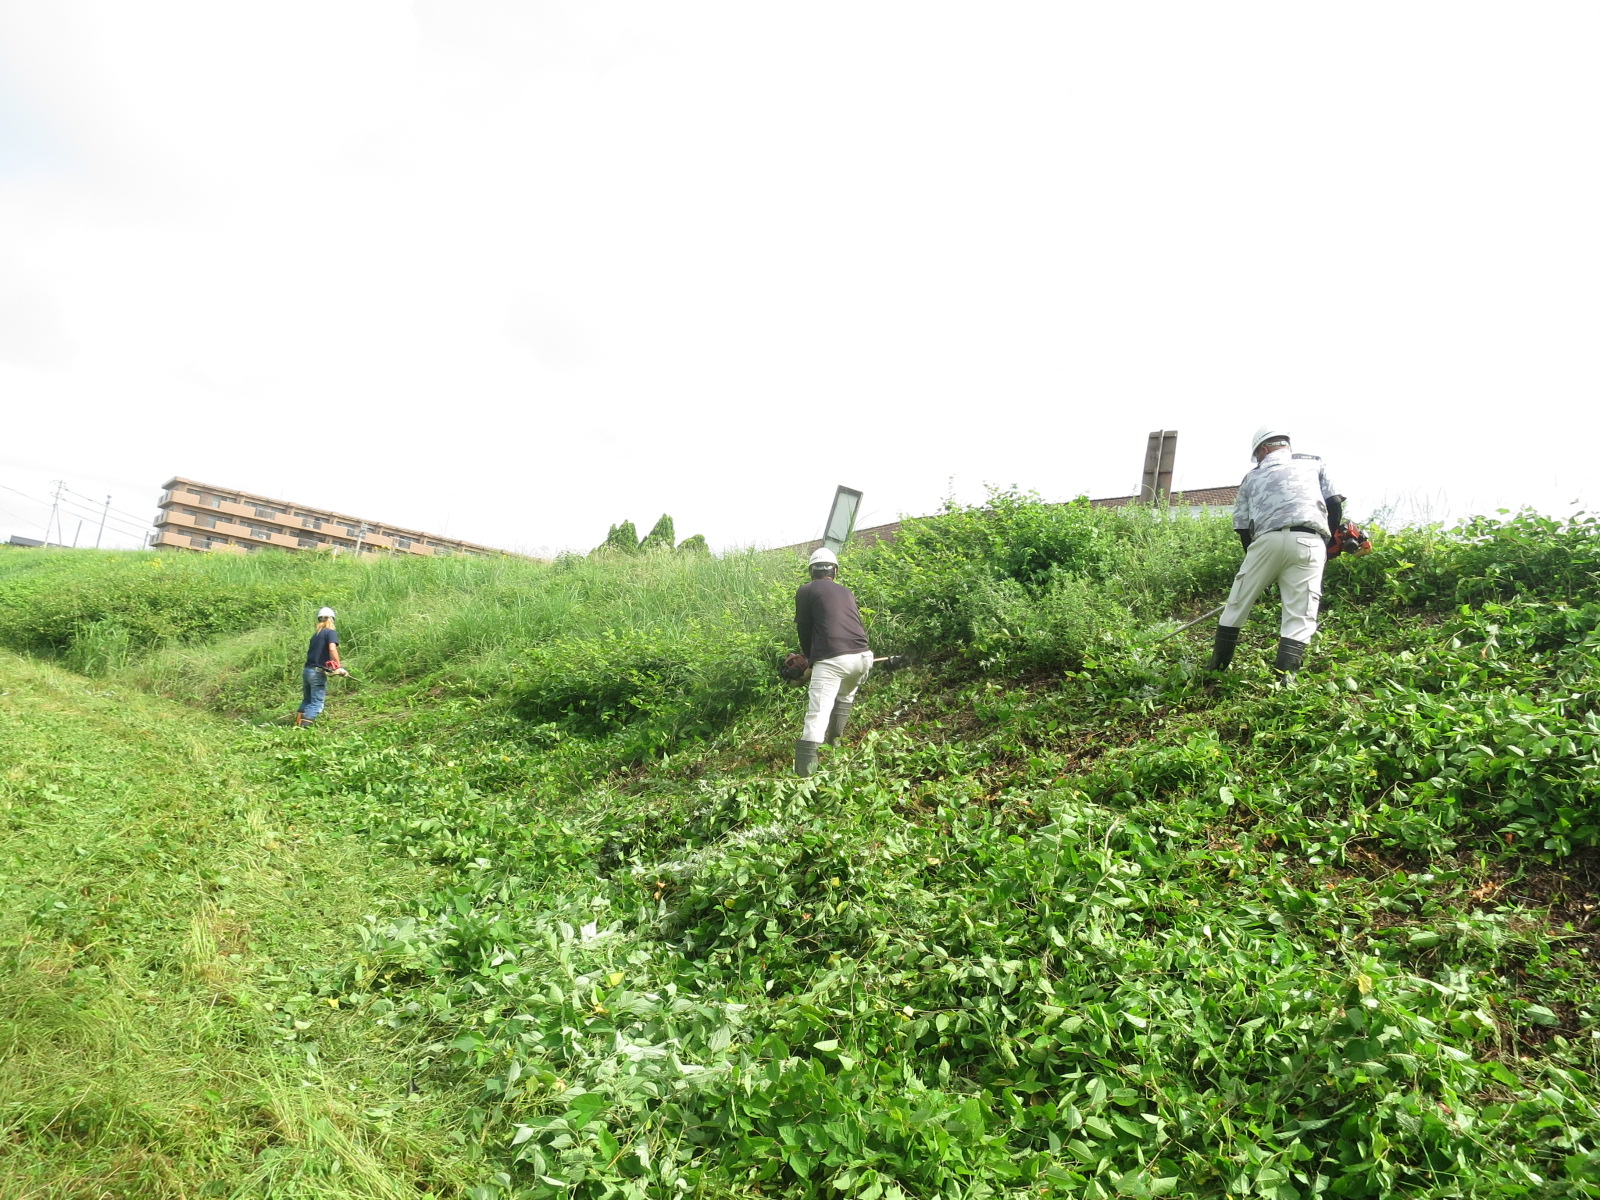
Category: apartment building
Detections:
[{"x1": 150, "y1": 477, "x2": 508, "y2": 558}]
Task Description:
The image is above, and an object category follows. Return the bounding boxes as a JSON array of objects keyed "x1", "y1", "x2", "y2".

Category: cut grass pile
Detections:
[{"x1": 0, "y1": 653, "x2": 473, "y2": 1198}]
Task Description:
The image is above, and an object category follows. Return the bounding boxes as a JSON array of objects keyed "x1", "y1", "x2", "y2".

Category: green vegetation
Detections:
[
  {"x1": 1, "y1": 499, "x2": 1596, "y2": 1198},
  {"x1": 594, "y1": 515, "x2": 708, "y2": 557}
]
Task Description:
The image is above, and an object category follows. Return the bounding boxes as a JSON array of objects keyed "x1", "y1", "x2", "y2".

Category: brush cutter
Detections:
[
  {"x1": 1154, "y1": 605, "x2": 1225, "y2": 644},
  {"x1": 1327, "y1": 521, "x2": 1372, "y2": 559}
]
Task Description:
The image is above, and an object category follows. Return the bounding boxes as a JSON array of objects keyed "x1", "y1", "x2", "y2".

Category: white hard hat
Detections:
[
  {"x1": 807, "y1": 546, "x2": 839, "y2": 569},
  {"x1": 1250, "y1": 426, "x2": 1291, "y2": 456},
  {"x1": 317, "y1": 606, "x2": 336, "y2": 618}
]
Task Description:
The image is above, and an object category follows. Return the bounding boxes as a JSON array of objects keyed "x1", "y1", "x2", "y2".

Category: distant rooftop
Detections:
[{"x1": 1092, "y1": 484, "x2": 1240, "y2": 509}]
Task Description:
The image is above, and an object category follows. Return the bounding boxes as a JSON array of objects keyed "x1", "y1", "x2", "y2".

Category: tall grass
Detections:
[
  {"x1": 0, "y1": 546, "x2": 801, "y2": 722},
  {"x1": 2, "y1": 500, "x2": 1241, "y2": 721}
]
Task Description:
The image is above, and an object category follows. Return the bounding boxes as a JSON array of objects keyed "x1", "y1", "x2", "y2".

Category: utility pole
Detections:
[
  {"x1": 48, "y1": 480, "x2": 65, "y2": 547},
  {"x1": 72, "y1": 519, "x2": 83, "y2": 548},
  {"x1": 96, "y1": 495, "x2": 110, "y2": 548}
]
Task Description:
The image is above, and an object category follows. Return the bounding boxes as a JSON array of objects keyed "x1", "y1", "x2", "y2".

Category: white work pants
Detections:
[
  {"x1": 1219, "y1": 529, "x2": 1326, "y2": 643},
  {"x1": 801, "y1": 650, "x2": 873, "y2": 744}
]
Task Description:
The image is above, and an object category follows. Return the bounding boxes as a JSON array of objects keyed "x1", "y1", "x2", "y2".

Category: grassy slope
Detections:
[{"x1": 0, "y1": 503, "x2": 1597, "y2": 1199}]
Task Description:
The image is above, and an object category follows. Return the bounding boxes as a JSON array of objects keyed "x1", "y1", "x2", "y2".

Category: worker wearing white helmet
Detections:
[
  {"x1": 791, "y1": 545, "x2": 873, "y2": 776},
  {"x1": 1209, "y1": 426, "x2": 1345, "y2": 681},
  {"x1": 295, "y1": 605, "x2": 349, "y2": 727}
]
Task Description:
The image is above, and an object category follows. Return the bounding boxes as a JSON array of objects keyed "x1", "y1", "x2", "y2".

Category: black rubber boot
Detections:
[
  {"x1": 1273, "y1": 637, "x2": 1308, "y2": 682},
  {"x1": 824, "y1": 700, "x2": 853, "y2": 746},
  {"x1": 794, "y1": 739, "x2": 821, "y2": 777},
  {"x1": 1208, "y1": 625, "x2": 1241, "y2": 671}
]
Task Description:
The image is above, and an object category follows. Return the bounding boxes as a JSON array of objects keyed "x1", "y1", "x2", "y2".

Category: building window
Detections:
[
  {"x1": 250, "y1": 527, "x2": 272, "y2": 540},
  {"x1": 189, "y1": 534, "x2": 210, "y2": 548},
  {"x1": 392, "y1": 536, "x2": 412, "y2": 550},
  {"x1": 195, "y1": 515, "x2": 217, "y2": 529},
  {"x1": 298, "y1": 537, "x2": 321, "y2": 549},
  {"x1": 300, "y1": 516, "x2": 323, "y2": 529}
]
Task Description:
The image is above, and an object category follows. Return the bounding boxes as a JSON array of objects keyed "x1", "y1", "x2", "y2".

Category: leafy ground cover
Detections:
[{"x1": 1, "y1": 502, "x2": 1597, "y2": 1198}]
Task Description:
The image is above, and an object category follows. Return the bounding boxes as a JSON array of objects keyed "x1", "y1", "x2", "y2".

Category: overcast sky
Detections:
[{"x1": 1, "y1": 2, "x2": 1595, "y2": 554}]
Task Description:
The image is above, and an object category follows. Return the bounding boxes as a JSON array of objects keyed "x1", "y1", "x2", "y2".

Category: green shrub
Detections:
[
  {"x1": 850, "y1": 489, "x2": 1236, "y2": 669},
  {"x1": 510, "y1": 620, "x2": 781, "y2": 744},
  {"x1": 1337, "y1": 509, "x2": 1600, "y2": 612},
  {"x1": 0, "y1": 550, "x2": 309, "y2": 657},
  {"x1": 964, "y1": 569, "x2": 1134, "y2": 673}
]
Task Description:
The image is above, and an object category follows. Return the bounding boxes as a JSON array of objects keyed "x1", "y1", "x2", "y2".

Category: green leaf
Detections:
[{"x1": 567, "y1": 1092, "x2": 607, "y2": 1128}]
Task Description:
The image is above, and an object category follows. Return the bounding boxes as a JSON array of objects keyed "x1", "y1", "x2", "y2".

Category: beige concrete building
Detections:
[{"x1": 150, "y1": 477, "x2": 508, "y2": 557}]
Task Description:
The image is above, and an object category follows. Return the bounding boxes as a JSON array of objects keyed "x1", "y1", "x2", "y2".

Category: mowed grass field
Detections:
[{"x1": 0, "y1": 651, "x2": 471, "y2": 1198}]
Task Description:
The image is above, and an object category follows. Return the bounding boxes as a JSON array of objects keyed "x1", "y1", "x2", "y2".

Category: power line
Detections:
[
  {"x1": 61, "y1": 484, "x2": 157, "y2": 526},
  {"x1": 52, "y1": 495, "x2": 149, "y2": 540},
  {"x1": 3, "y1": 478, "x2": 158, "y2": 547},
  {"x1": 51, "y1": 487, "x2": 147, "y2": 527},
  {"x1": 0, "y1": 502, "x2": 47, "y2": 532},
  {"x1": 57, "y1": 503, "x2": 145, "y2": 535},
  {"x1": 31, "y1": 492, "x2": 150, "y2": 546},
  {"x1": 1, "y1": 481, "x2": 149, "y2": 547},
  {"x1": 0, "y1": 482, "x2": 51, "y2": 507},
  {"x1": 3, "y1": 482, "x2": 152, "y2": 532}
]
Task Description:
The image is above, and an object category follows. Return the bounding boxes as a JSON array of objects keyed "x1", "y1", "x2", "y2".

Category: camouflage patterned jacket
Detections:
[{"x1": 1233, "y1": 448, "x2": 1344, "y2": 538}]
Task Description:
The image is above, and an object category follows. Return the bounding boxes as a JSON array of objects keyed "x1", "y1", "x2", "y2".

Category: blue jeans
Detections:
[{"x1": 300, "y1": 667, "x2": 328, "y2": 720}]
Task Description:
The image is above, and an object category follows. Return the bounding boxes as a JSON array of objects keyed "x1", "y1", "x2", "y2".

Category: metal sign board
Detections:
[
  {"x1": 821, "y1": 486, "x2": 863, "y2": 552},
  {"x1": 1140, "y1": 430, "x2": 1177, "y2": 503}
]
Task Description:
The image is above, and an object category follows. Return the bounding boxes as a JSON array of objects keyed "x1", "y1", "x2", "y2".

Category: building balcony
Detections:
[{"x1": 149, "y1": 529, "x2": 245, "y2": 554}]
